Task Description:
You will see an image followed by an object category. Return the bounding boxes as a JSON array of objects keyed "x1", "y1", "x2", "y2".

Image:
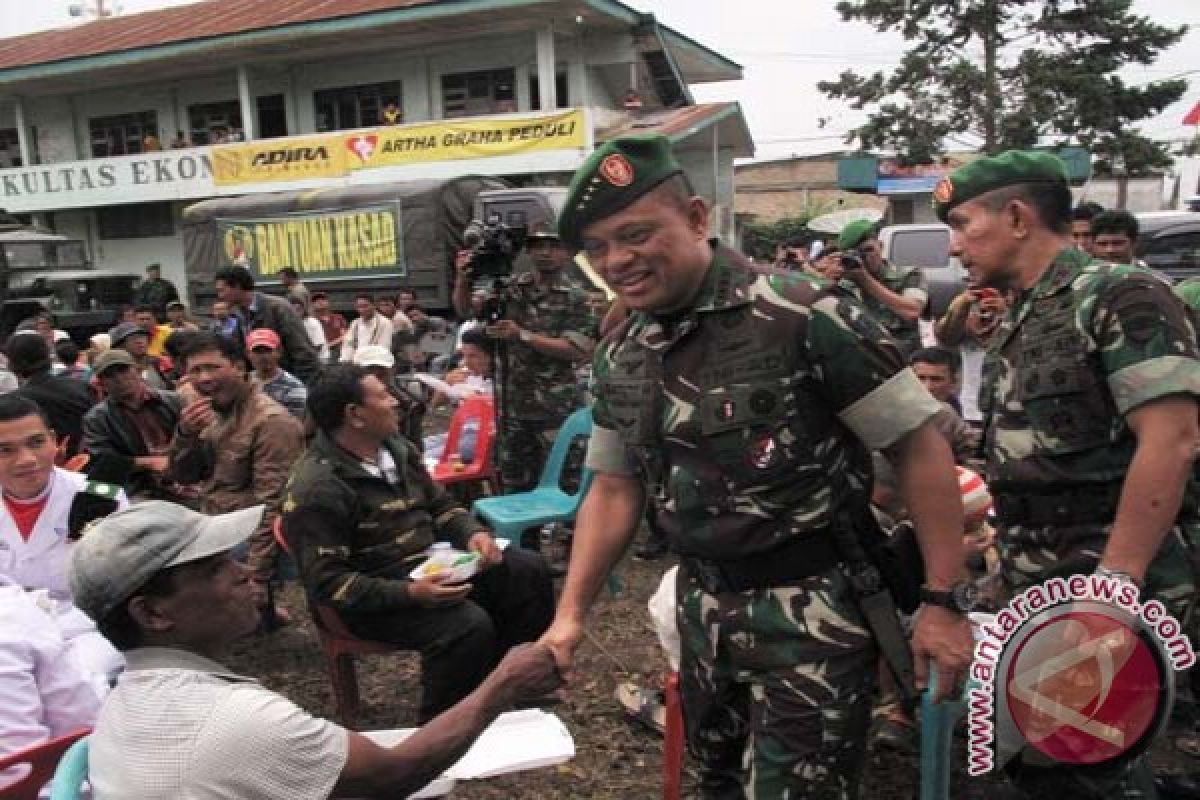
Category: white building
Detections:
[{"x1": 0, "y1": 0, "x2": 751, "y2": 311}]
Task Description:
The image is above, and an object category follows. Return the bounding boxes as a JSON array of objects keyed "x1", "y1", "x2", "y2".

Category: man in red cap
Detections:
[{"x1": 247, "y1": 329, "x2": 307, "y2": 420}]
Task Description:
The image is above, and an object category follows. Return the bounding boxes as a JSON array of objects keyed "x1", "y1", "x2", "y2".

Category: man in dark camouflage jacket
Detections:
[{"x1": 540, "y1": 135, "x2": 974, "y2": 800}]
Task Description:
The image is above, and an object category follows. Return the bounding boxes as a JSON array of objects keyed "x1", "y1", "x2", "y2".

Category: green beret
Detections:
[
  {"x1": 558, "y1": 134, "x2": 683, "y2": 251},
  {"x1": 838, "y1": 219, "x2": 876, "y2": 251},
  {"x1": 934, "y1": 150, "x2": 1069, "y2": 222}
]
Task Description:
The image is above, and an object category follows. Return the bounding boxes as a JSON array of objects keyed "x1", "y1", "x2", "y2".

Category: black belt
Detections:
[
  {"x1": 680, "y1": 533, "x2": 840, "y2": 594},
  {"x1": 992, "y1": 485, "x2": 1122, "y2": 527}
]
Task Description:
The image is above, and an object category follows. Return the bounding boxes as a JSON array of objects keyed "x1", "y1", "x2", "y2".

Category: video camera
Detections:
[
  {"x1": 462, "y1": 213, "x2": 527, "y2": 279},
  {"x1": 839, "y1": 250, "x2": 866, "y2": 271}
]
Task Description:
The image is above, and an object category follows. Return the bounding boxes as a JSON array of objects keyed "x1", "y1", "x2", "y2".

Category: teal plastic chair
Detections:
[
  {"x1": 919, "y1": 665, "x2": 965, "y2": 800},
  {"x1": 472, "y1": 407, "x2": 595, "y2": 543},
  {"x1": 49, "y1": 735, "x2": 89, "y2": 800}
]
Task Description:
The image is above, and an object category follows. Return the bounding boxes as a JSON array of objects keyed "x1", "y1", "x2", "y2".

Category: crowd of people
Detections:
[{"x1": 1, "y1": 135, "x2": 1198, "y2": 800}]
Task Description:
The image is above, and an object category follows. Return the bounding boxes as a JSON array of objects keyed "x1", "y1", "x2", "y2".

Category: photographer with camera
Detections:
[
  {"x1": 837, "y1": 220, "x2": 928, "y2": 356},
  {"x1": 452, "y1": 222, "x2": 597, "y2": 492}
]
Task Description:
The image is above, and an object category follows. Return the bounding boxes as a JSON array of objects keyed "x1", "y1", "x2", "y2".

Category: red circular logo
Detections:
[
  {"x1": 1004, "y1": 610, "x2": 1164, "y2": 765},
  {"x1": 599, "y1": 154, "x2": 635, "y2": 187}
]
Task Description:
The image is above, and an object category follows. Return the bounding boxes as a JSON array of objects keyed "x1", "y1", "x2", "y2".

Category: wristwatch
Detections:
[
  {"x1": 919, "y1": 582, "x2": 978, "y2": 613},
  {"x1": 1094, "y1": 565, "x2": 1143, "y2": 589}
]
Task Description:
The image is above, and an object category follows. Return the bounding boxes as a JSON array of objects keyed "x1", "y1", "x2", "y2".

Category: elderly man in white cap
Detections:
[
  {"x1": 70, "y1": 501, "x2": 562, "y2": 800},
  {"x1": 353, "y1": 344, "x2": 426, "y2": 446}
]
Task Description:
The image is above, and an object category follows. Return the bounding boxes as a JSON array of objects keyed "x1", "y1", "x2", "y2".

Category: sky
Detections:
[{"x1": 2, "y1": 0, "x2": 1197, "y2": 163}]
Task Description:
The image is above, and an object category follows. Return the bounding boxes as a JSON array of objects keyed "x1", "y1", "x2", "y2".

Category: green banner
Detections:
[{"x1": 216, "y1": 204, "x2": 404, "y2": 280}]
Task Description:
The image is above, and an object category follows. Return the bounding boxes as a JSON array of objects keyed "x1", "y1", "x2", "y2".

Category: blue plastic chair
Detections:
[
  {"x1": 472, "y1": 407, "x2": 595, "y2": 543},
  {"x1": 919, "y1": 665, "x2": 965, "y2": 800},
  {"x1": 49, "y1": 735, "x2": 89, "y2": 800}
]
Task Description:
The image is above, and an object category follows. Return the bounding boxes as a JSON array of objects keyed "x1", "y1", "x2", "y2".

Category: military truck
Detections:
[
  {"x1": 0, "y1": 216, "x2": 136, "y2": 339},
  {"x1": 180, "y1": 177, "x2": 569, "y2": 315}
]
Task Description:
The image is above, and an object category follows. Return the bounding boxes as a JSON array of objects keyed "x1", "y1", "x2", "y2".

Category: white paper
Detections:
[
  {"x1": 414, "y1": 372, "x2": 484, "y2": 401},
  {"x1": 364, "y1": 709, "x2": 575, "y2": 790}
]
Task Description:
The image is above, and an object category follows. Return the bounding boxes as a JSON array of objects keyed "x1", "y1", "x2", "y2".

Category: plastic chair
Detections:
[
  {"x1": 919, "y1": 665, "x2": 964, "y2": 800},
  {"x1": 662, "y1": 671, "x2": 685, "y2": 800},
  {"x1": 49, "y1": 735, "x2": 89, "y2": 800},
  {"x1": 0, "y1": 728, "x2": 90, "y2": 800},
  {"x1": 471, "y1": 407, "x2": 595, "y2": 543},
  {"x1": 273, "y1": 518, "x2": 405, "y2": 727},
  {"x1": 428, "y1": 394, "x2": 497, "y2": 494}
]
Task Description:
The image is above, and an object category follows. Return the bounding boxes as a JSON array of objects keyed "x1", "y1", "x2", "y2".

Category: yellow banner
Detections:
[
  {"x1": 212, "y1": 135, "x2": 348, "y2": 186},
  {"x1": 343, "y1": 110, "x2": 586, "y2": 170}
]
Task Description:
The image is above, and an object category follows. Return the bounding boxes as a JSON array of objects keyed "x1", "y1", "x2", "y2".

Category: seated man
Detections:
[
  {"x1": 0, "y1": 394, "x2": 126, "y2": 680},
  {"x1": 69, "y1": 502, "x2": 561, "y2": 800},
  {"x1": 83, "y1": 349, "x2": 185, "y2": 501},
  {"x1": 284, "y1": 365, "x2": 555, "y2": 722},
  {"x1": 168, "y1": 332, "x2": 302, "y2": 619}
]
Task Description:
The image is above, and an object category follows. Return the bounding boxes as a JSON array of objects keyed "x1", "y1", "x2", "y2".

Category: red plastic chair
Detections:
[
  {"x1": 663, "y1": 671, "x2": 685, "y2": 800},
  {"x1": 0, "y1": 728, "x2": 91, "y2": 800},
  {"x1": 273, "y1": 518, "x2": 404, "y2": 727},
  {"x1": 429, "y1": 395, "x2": 497, "y2": 494}
]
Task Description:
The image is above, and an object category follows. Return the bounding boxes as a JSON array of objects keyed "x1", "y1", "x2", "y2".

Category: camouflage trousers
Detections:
[
  {"x1": 498, "y1": 415, "x2": 585, "y2": 494},
  {"x1": 676, "y1": 563, "x2": 877, "y2": 800},
  {"x1": 997, "y1": 522, "x2": 1198, "y2": 799}
]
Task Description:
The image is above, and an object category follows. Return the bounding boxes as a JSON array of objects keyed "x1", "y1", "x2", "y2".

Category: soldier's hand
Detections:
[
  {"x1": 179, "y1": 398, "x2": 215, "y2": 436},
  {"x1": 538, "y1": 617, "x2": 585, "y2": 683},
  {"x1": 488, "y1": 320, "x2": 522, "y2": 341},
  {"x1": 911, "y1": 605, "x2": 974, "y2": 703},
  {"x1": 485, "y1": 642, "x2": 564, "y2": 707},
  {"x1": 468, "y1": 532, "x2": 504, "y2": 569},
  {"x1": 408, "y1": 574, "x2": 472, "y2": 607},
  {"x1": 454, "y1": 249, "x2": 473, "y2": 277}
]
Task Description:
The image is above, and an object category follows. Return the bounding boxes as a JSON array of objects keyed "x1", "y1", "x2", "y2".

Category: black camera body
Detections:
[
  {"x1": 462, "y1": 215, "x2": 527, "y2": 279},
  {"x1": 839, "y1": 250, "x2": 865, "y2": 271}
]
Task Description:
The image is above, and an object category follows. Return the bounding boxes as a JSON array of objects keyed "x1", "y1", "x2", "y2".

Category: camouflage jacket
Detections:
[
  {"x1": 501, "y1": 271, "x2": 597, "y2": 419},
  {"x1": 981, "y1": 247, "x2": 1200, "y2": 491},
  {"x1": 281, "y1": 431, "x2": 486, "y2": 614},
  {"x1": 586, "y1": 246, "x2": 941, "y2": 561},
  {"x1": 858, "y1": 261, "x2": 927, "y2": 356}
]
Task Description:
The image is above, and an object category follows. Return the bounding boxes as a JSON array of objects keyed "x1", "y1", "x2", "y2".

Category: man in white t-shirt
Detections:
[
  {"x1": 339, "y1": 294, "x2": 394, "y2": 363},
  {"x1": 69, "y1": 501, "x2": 562, "y2": 800}
]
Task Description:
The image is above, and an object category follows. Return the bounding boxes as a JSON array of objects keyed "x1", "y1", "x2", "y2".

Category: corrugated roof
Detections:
[{"x1": 0, "y1": 0, "x2": 440, "y2": 71}]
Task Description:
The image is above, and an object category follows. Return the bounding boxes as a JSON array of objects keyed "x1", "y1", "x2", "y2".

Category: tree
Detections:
[{"x1": 818, "y1": 0, "x2": 1188, "y2": 175}]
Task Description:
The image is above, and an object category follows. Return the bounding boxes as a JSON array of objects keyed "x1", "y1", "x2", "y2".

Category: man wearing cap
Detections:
[
  {"x1": 540, "y1": 134, "x2": 972, "y2": 798},
  {"x1": 352, "y1": 345, "x2": 426, "y2": 446},
  {"x1": 937, "y1": 149, "x2": 1200, "y2": 796},
  {"x1": 83, "y1": 349, "x2": 185, "y2": 501},
  {"x1": 453, "y1": 222, "x2": 597, "y2": 492},
  {"x1": 111, "y1": 320, "x2": 171, "y2": 391},
  {"x1": 69, "y1": 501, "x2": 562, "y2": 799},
  {"x1": 837, "y1": 219, "x2": 928, "y2": 357},
  {"x1": 168, "y1": 332, "x2": 303, "y2": 618},
  {"x1": 133, "y1": 263, "x2": 179, "y2": 316},
  {"x1": 247, "y1": 329, "x2": 307, "y2": 420},
  {"x1": 284, "y1": 365, "x2": 554, "y2": 723}
]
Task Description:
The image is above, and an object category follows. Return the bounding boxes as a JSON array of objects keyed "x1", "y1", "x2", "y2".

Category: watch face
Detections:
[{"x1": 953, "y1": 582, "x2": 979, "y2": 611}]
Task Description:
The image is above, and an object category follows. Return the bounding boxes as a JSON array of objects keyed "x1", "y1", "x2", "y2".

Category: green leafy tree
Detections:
[{"x1": 819, "y1": 0, "x2": 1187, "y2": 175}]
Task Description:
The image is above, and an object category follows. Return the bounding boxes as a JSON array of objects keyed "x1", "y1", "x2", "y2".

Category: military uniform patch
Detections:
[
  {"x1": 747, "y1": 433, "x2": 781, "y2": 470},
  {"x1": 933, "y1": 177, "x2": 954, "y2": 204}
]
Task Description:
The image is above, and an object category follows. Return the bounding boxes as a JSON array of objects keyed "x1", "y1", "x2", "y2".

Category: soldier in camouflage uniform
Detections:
[
  {"x1": 540, "y1": 135, "x2": 975, "y2": 799},
  {"x1": 455, "y1": 224, "x2": 598, "y2": 491},
  {"x1": 837, "y1": 220, "x2": 928, "y2": 357},
  {"x1": 937, "y1": 150, "x2": 1200, "y2": 798}
]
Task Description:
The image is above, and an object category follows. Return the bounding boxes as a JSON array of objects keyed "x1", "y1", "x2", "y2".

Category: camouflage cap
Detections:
[
  {"x1": 933, "y1": 150, "x2": 1069, "y2": 222},
  {"x1": 558, "y1": 134, "x2": 683, "y2": 252},
  {"x1": 838, "y1": 219, "x2": 877, "y2": 251}
]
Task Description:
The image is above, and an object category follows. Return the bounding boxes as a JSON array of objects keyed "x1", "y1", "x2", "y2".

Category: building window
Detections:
[
  {"x1": 187, "y1": 101, "x2": 244, "y2": 146},
  {"x1": 0, "y1": 128, "x2": 20, "y2": 167},
  {"x1": 529, "y1": 71, "x2": 570, "y2": 110},
  {"x1": 96, "y1": 203, "x2": 175, "y2": 240},
  {"x1": 442, "y1": 68, "x2": 516, "y2": 118},
  {"x1": 314, "y1": 82, "x2": 401, "y2": 132},
  {"x1": 257, "y1": 94, "x2": 288, "y2": 139},
  {"x1": 89, "y1": 111, "x2": 159, "y2": 158}
]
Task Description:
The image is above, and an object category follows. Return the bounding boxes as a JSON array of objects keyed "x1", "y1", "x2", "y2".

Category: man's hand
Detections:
[
  {"x1": 484, "y1": 642, "x2": 565, "y2": 707},
  {"x1": 468, "y1": 532, "x2": 503, "y2": 569},
  {"x1": 538, "y1": 617, "x2": 585, "y2": 683},
  {"x1": 134, "y1": 455, "x2": 170, "y2": 474},
  {"x1": 179, "y1": 397, "x2": 215, "y2": 436},
  {"x1": 911, "y1": 605, "x2": 974, "y2": 703},
  {"x1": 454, "y1": 249, "x2": 473, "y2": 279},
  {"x1": 407, "y1": 574, "x2": 472, "y2": 607},
  {"x1": 487, "y1": 320, "x2": 523, "y2": 342}
]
